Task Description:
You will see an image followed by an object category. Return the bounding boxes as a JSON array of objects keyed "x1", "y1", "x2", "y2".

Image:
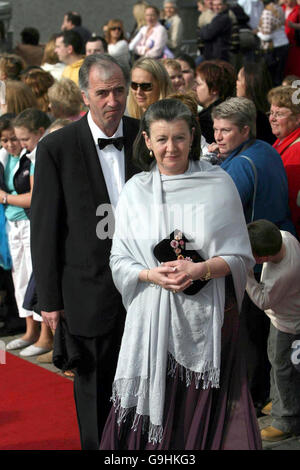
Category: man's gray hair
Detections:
[
  {"x1": 78, "y1": 53, "x2": 130, "y2": 96},
  {"x1": 211, "y1": 97, "x2": 257, "y2": 139}
]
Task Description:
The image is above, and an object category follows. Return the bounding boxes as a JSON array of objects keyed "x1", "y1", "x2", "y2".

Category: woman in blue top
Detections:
[
  {"x1": 210, "y1": 96, "x2": 295, "y2": 412},
  {"x1": 0, "y1": 110, "x2": 52, "y2": 356},
  {"x1": 211, "y1": 96, "x2": 294, "y2": 231}
]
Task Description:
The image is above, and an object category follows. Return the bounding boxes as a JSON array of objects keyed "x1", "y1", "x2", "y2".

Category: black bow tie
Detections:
[{"x1": 98, "y1": 137, "x2": 124, "y2": 151}]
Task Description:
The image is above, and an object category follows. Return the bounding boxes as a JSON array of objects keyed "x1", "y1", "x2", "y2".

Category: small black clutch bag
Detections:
[{"x1": 153, "y1": 229, "x2": 210, "y2": 295}]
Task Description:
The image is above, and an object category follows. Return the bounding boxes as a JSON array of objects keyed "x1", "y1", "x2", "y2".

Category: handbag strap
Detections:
[{"x1": 239, "y1": 155, "x2": 258, "y2": 222}]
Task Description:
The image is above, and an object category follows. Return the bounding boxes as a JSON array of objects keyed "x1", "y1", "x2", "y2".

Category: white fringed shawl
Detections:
[{"x1": 109, "y1": 160, "x2": 254, "y2": 443}]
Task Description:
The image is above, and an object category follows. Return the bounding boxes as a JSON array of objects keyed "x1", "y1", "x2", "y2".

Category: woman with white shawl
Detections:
[{"x1": 100, "y1": 99, "x2": 262, "y2": 450}]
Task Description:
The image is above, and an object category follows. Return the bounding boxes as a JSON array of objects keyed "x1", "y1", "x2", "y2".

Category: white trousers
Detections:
[{"x1": 6, "y1": 219, "x2": 41, "y2": 322}]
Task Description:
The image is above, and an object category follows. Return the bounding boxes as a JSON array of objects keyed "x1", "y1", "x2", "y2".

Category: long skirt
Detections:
[{"x1": 100, "y1": 284, "x2": 262, "y2": 450}]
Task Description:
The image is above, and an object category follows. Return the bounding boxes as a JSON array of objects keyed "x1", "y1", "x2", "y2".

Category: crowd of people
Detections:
[{"x1": 0, "y1": 0, "x2": 299, "y2": 451}]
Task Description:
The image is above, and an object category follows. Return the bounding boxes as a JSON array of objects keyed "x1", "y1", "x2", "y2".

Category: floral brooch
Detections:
[{"x1": 170, "y1": 231, "x2": 192, "y2": 261}]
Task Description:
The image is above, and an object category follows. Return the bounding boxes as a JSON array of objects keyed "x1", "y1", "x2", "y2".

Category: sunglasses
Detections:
[
  {"x1": 110, "y1": 26, "x2": 121, "y2": 31},
  {"x1": 131, "y1": 82, "x2": 153, "y2": 92}
]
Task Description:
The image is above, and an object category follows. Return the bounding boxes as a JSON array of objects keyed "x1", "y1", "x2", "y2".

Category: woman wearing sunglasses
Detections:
[
  {"x1": 127, "y1": 57, "x2": 173, "y2": 119},
  {"x1": 129, "y1": 5, "x2": 168, "y2": 60},
  {"x1": 105, "y1": 19, "x2": 130, "y2": 71}
]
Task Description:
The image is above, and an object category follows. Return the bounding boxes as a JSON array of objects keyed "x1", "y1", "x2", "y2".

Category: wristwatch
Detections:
[{"x1": 2, "y1": 193, "x2": 7, "y2": 205}]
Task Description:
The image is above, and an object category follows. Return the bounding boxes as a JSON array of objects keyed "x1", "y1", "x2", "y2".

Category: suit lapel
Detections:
[{"x1": 123, "y1": 116, "x2": 140, "y2": 182}]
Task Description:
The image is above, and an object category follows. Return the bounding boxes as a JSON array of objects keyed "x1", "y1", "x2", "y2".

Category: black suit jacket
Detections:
[
  {"x1": 198, "y1": 9, "x2": 232, "y2": 61},
  {"x1": 31, "y1": 114, "x2": 140, "y2": 337}
]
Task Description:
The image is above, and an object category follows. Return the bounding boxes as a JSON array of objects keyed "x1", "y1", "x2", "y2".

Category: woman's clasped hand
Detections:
[{"x1": 146, "y1": 260, "x2": 200, "y2": 292}]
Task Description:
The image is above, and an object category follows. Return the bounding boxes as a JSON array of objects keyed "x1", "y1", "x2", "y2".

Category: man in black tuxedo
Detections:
[{"x1": 30, "y1": 54, "x2": 140, "y2": 449}]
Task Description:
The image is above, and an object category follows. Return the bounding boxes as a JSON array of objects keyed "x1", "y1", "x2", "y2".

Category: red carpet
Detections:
[{"x1": 0, "y1": 353, "x2": 81, "y2": 450}]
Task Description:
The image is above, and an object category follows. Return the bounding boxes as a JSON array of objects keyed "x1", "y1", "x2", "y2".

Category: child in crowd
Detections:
[
  {"x1": 26, "y1": 117, "x2": 74, "y2": 370},
  {"x1": 2, "y1": 108, "x2": 52, "y2": 357},
  {"x1": 246, "y1": 219, "x2": 300, "y2": 442}
]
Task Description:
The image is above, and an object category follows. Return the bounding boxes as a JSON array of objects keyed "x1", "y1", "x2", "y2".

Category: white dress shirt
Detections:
[{"x1": 87, "y1": 111, "x2": 125, "y2": 210}]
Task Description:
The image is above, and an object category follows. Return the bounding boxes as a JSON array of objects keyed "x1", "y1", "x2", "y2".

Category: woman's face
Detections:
[
  {"x1": 177, "y1": 60, "x2": 195, "y2": 90},
  {"x1": 195, "y1": 74, "x2": 218, "y2": 108},
  {"x1": 14, "y1": 126, "x2": 44, "y2": 153},
  {"x1": 165, "y1": 66, "x2": 185, "y2": 92},
  {"x1": 131, "y1": 67, "x2": 160, "y2": 113},
  {"x1": 143, "y1": 119, "x2": 193, "y2": 176},
  {"x1": 145, "y1": 8, "x2": 159, "y2": 26},
  {"x1": 268, "y1": 104, "x2": 300, "y2": 139},
  {"x1": 236, "y1": 68, "x2": 246, "y2": 98},
  {"x1": 110, "y1": 24, "x2": 122, "y2": 41},
  {"x1": 213, "y1": 118, "x2": 250, "y2": 156},
  {"x1": 0, "y1": 128, "x2": 22, "y2": 156}
]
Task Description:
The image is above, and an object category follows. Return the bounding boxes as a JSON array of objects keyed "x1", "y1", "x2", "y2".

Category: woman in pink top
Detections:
[{"x1": 129, "y1": 5, "x2": 168, "y2": 59}]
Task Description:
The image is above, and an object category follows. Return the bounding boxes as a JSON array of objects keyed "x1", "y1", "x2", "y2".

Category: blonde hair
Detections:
[
  {"x1": 41, "y1": 36, "x2": 60, "y2": 65},
  {"x1": 48, "y1": 118, "x2": 73, "y2": 133},
  {"x1": 5, "y1": 80, "x2": 38, "y2": 114},
  {"x1": 166, "y1": 90, "x2": 199, "y2": 117},
  {"x1": 48, "y1": 77, "x2": 83, "y2": 118},
  {"x1": 161, "y1": 58, "x2": 182, "y2": 73},
  {"x1": 127, "y1": 57, "x2": 173, "y2": 119},
  {"x1": 133, "y1": 1, "x2": 148, "y2": 28},
  {"x1": 268, "y1": 85, "x2": 300, "y2": 114}
]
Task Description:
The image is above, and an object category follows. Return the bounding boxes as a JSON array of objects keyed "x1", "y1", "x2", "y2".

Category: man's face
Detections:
[
  {"x1": 85, "y1": 40, "x2": 105, "y2": 56},
  {"x1": 204, "y1": 0, "x2": 213, "y2": 9},
  {"x1": 55, "y1": 36, "x2": 70, "y2": 63},
  {"x1": 82, "y1": 65, "x2": 127, "y2": 136},
  {"x1": 61, "y1": 15, "x2": 73, "y2": 31},
  {"x1": 164, "y1": 3, "x2": 176, "y2": 18},
  {"x1": 213, "y1": 0, "x2": 225, "y2": 13}
]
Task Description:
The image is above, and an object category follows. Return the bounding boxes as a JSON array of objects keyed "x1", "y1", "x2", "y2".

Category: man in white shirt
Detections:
[
  {"x1": 246, "y1": 219, "x2": 300, "y2": 442},
  {"x1": 30, "y1": 54, "x2": 139, "y2": 449}
]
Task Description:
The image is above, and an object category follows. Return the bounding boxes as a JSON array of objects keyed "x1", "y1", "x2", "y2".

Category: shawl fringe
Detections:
[{"x1": 111, "y1": 352, "x2": 220, "y2": 443}]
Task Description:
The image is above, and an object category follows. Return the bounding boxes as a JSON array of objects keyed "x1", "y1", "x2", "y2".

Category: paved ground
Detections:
[{"x1": 2, "y1": 331, "x2": 300, "y2": 451}]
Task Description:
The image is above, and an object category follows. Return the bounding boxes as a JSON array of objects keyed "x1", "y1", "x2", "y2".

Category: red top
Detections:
[
  {"x1": 282, "y1": 3, "x2": 300, "y2": 44},
  {"x1": 273, "y1": 127, "x2": 300, "y2": 237}
]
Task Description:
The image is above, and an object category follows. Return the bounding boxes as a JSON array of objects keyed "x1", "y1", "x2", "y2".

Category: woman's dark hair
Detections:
[
  {"x1": 13, "y1": 108, "x2": 51, "y2": 133},
  {"x1": 247, "y1": 219, "x2": 282, "y2": 256},
  {"x1": 241, "y1": 61, "x2": 273, "y2": 113},
  {"x1": 0, "y1": 113, "x2": 16, "y2": 136},
  {"x1": 133, "y1": 98, "x2": 201, "y2": 171},
  {"x1": 174, "y1": 53, "x2": 196, "y2": 73},
  {"x1": 196, "y1": 60, "x2": 236, "y2": 101}
]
